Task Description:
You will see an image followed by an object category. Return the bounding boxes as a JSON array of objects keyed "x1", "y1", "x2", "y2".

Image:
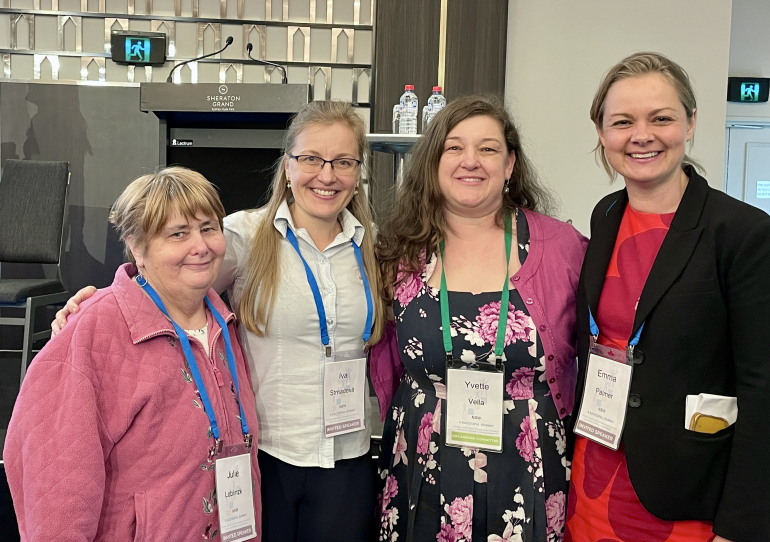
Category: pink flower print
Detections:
[
  {"x1": 417, "y1": 412, "x2": 434, "y2": 454},
  {"x1": 394, "y1": 269, "x2": 423, "y2": 306},
  {"x1": 545, "y1": 491, "x2": 566, "y2": 536},
  {"x1": 393, "y1": 428, "x2": 408, "y2": 466},
  {"x1": 488, "y1": 522, "x2": 517, "y2": 542},
  {"x1": 433, "y1": 399, "x2": 442, "y2": 433},
  {"x1": 437, "y1": 522, "x2": 458, "y2": 542},
  {"x1": 474, "y1": 302, "x2": 533, "y2": 347},
  {"x1": 506, "y1": 367, "x2": 535, "y2": 400},
  {"x1": 515, "y1": 415, "x2": 538, "y2": 462},
  {"x1": 381, "y1": 475, "x2": 398, "y2": 508},
  {"x1": 446, "y1": 495, "x2": 473, "y2": 540},
  {"x1": 468, "y1": 451, "x2": 488, "y2": 483}
]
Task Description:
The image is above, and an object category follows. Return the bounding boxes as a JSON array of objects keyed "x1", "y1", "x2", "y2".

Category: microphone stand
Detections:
[
  {"x1": 166, "y1": 36, "x2": 234, "y2": 83},
  {"x1": 246, "y1": 43, "x2": 288, "y2": 84}
]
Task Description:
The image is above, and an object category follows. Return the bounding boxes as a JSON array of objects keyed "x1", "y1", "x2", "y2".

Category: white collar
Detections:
[{"x1": 273, "y1": 199, "x2": 366, "y2": 248}]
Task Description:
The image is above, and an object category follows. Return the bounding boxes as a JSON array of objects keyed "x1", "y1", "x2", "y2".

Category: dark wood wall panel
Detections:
[
  {"x1": 445, "y1": 0, "x2": 508, "y2": 99},
  {"x1": 372, "y1": 0, "x2": 442, "y2": 133}
]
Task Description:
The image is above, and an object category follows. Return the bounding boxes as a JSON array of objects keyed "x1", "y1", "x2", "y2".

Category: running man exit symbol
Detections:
[
  {"x1": 741, "y1": 82, "x2": 760, "y2": 102},
  {"x1": 126, "y1": 38, "x2": 151, "y2": 63}
]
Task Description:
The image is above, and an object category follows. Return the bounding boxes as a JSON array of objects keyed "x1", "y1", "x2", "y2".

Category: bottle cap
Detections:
[
  {"x1": 433, "y1": 86, "x2": 442, "y2": 92},
  {"x1": 404, "y1": 84, "x2": 414, "y2": 91}
]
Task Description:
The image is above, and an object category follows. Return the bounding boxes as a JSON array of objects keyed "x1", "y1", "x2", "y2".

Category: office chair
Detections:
[{"x1": 0, "y1": 160, "x2": 70, "y2": 386}]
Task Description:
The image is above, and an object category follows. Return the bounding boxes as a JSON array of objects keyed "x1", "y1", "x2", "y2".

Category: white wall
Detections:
[
  {"x1": 505, "y1": 0, "x2": 733, "y2": 235},
  {"x1": 727, "y1": 0, "x2": 770, "y2": 120}
]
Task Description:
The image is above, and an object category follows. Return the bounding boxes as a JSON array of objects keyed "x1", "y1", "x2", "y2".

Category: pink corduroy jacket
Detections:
[
  {"x1": 3, "y1": 263, "x2": 261, "y2": 542},
  {"x1": 370, "y1": 209, "x2": 588, "y2": 420}
]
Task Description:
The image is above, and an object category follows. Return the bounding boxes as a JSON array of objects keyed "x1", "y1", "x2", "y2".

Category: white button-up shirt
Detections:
[{"x1": 215, "y1": 200, "x2": 371, "y2": 468}]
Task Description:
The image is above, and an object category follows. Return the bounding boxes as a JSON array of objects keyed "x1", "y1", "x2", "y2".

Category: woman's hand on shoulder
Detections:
[
  {"x1": 713, "y1": 536, "x2": 734, "y2": 542},
  {"x1": 51, "y1": 285, "x2": 98, "y2": 336}
]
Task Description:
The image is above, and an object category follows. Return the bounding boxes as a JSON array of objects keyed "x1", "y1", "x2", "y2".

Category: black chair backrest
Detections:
[{"x1": 0, "y1": 160, "x2": 69, "y2": 264}]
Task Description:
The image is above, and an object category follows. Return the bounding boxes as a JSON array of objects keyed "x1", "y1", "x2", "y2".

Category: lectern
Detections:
[{"x1": 140, "y1": 83, "x2": 310, "y2": 214}]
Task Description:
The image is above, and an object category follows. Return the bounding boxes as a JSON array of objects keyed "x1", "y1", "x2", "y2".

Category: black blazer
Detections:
[{"x1": 573, "y1": 167, "x2": 770, "y2": 542}]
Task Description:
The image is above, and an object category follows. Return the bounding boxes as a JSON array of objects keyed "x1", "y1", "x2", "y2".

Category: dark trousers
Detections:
[{"x1": 258, "y1": 450, "x2": 377, "y2": 542}]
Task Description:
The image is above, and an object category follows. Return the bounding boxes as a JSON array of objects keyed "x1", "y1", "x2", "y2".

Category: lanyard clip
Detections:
[
  {"x1": 446, "y1": 352, "x2": 453, "y2": 364},
  {"x1": 325, "y1": 345, "x2": 332, "y2": 358},
  {"x1": 626, "y1": 344, "x2": 635, "y2": 365},
  {"x1": 244, "y1": 434, "x2": 253, "y2": 450}
]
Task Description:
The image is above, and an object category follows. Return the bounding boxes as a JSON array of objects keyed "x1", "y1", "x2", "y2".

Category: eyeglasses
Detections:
[{"x1": 287, "y1": 153, "x2": 362, "y2": 174}]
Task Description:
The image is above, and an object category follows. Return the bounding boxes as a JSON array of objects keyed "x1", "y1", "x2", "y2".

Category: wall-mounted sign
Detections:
[
  {"x1": 111, "y1": 31, "x2": 167, "y2": 67},
  {"x1": 727, "y1": 77, "x2": 770, "y2": 103}
]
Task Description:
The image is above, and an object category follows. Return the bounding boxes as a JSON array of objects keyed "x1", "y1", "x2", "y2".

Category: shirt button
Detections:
[
  {"x1": 326, "y1": 287, "x2": 333, "y2": 293},
  {"x1": 555, "y1": 393, "x2": 561, "y2": 399},
  {"x1": 526, "y1": 298, "x2": 533, "y2": 304},
  {"x1": 549, "y1": 377, "x2": 556, "y2": 384},
  {"x1": 321, "y1": 259, "x2": 328, "y2": 264},
  {"x1": 633, "y1": 349, "x2": 645, "y2": 365},
  {"x1": 629, "y1": 394, "x2": 642, "y2": 408},
  {"x1": 326, "y1": 318, "x2": 333, "y2": 325},
  {"x1": 547, "y1": 354, "x2": 554, "y2": 361},
  {"x1": 513, "y1": 275, "x2": 520, "y2": 282},
  {"x1": 539, "y1": 325, "x2": 546, "y2": 332},
  {"x1": 560, "y1": 408, "x2": 566, "y2": 414}
]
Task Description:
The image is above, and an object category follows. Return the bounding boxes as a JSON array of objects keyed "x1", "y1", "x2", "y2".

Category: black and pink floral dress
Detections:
[{"x1": 377, "y1": 212, "x2": 568, "y2": 542}]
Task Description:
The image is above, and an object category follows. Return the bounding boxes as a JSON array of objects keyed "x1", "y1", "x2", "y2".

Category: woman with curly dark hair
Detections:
[{"x1": 375, "y1": 95, "x2": 587, "y2": 542}]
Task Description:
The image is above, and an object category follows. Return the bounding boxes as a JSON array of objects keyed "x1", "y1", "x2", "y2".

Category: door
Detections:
[{"x1": 725, "y1": 122, "x2": 770, "y2": 214}]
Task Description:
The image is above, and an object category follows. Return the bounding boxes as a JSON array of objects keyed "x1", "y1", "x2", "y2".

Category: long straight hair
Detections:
[{"x1": 237, "y1": 101, "x2": 385, "y2": 345}]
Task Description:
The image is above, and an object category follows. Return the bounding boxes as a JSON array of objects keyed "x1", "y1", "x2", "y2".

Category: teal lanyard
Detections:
[{"x1": 439, "y1": 211, "x2": 513, "y2": 364}]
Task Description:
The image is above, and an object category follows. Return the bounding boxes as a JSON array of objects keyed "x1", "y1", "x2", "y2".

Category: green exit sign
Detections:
[{"x1": 728, "y1": 77, "x2": 769, "y2": 103}]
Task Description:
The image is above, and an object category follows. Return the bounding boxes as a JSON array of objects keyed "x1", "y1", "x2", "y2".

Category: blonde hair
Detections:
[
  {"x1": 238, "y1": 101, "x2": 385, "y2": 345},
  {"x1": 110, "y1": 166, "x2": 225, "y2": 261},
  {"x1": 590, "y1": 51, "x2": 703, "y2": 181}
]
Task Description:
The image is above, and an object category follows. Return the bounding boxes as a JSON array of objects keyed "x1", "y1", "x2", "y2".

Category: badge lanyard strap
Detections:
[
  {"x1": 285, "y1": 228, "x2": 374, "y2": 355},
  {"x1": 137, "y1": 275, "x2": 250, "y2": 441},
  {"x1": 440, "y1": 211, "x2": 512, "y2": 364},
  {"x1": 588, "y1": 308, "x2": 645, "y2": 364}
]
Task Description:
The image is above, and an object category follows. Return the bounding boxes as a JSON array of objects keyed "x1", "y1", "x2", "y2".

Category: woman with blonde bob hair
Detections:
[
  {"x1": 54, "y1": 101, "x2": 386, "y2": 542},
  {"x1": 375, "y1": 95, "x2": 587, "y2": 542},
  {"x1": 7, "y1": 167, "x2": 262, "y2": 541},
  {"x1": 568, "y1": 52, "x2": 770, "y2": 542}
]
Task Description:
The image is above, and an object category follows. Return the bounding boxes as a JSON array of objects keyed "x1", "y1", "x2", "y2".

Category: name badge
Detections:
[
  {"x1": 574, "y1": 342, "x2": 633, "y2": 450},
  {"x1": 445, "y1": 360, "x2": 505, "y2": 452},
  {"x1": 323, "y1": 349, "x2": 366, "y2": 437},
  {"x1": 215, "y1": 443, "x2": 256, "y2": 542}
]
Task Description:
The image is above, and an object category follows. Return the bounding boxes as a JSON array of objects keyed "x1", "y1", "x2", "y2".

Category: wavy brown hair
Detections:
[
  {"x1": 378, "y1": 95, "x2": 555, "y2": 300},
  {"x1": 237, "y1": 101, "x2": 385, "y2": 345}
]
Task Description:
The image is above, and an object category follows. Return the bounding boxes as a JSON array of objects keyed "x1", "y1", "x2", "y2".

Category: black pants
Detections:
[{"x1": 258, "y1": 450, "x2": 377, "y2": 542}]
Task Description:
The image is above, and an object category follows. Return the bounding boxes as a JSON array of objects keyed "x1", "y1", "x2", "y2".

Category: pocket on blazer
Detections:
[{"x1": 668, "y1": 278, "x2": 718, "y2": 297}]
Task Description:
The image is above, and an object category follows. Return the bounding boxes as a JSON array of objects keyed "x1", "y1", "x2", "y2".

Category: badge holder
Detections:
[
  {"x1": 440, "y1": 212, "x2": 512, "y2": 454},
  {"x1": 214, "y1": 436, "x2": 257, "y2": 542},
  {"x1": 573, "y1": 312, "x2": 643, "y2": 451},
  {"x1": 445, "y1": 355, "x2": 505, "y2": 452},
  {"x1": 323, "y1": 349, "x2": 367, "y2": 437}
]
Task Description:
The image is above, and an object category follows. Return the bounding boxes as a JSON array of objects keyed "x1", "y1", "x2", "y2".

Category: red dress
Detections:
[{"x1": 565, "y1": 206, "x2": 715, "y2": 542}]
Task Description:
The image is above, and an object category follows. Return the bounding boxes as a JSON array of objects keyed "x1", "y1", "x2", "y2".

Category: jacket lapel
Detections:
[
  {"x1": 632, "y1": 170, "x2": 708, "y2": 334},
  {"x1": 584, "y1": 190, "x2": 627, "y2": 321}
]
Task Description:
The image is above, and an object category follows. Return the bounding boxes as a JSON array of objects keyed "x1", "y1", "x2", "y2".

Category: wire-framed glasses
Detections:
[{"x1": 287, "y1": 153, "x2": 362, "y2": 174}]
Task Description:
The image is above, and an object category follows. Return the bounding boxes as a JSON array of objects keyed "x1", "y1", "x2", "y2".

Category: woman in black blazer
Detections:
[{"x1": 565, "y1": 52, "x2": 770, "y2": 542}]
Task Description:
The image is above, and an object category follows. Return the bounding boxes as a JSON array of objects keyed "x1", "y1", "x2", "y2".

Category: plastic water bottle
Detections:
[
  {"x1": 422, "y1": 86, "x2": 446, "y2": 131},
  {"x1": 395, "y1": 84, "x2": 418, "y2": 135}
]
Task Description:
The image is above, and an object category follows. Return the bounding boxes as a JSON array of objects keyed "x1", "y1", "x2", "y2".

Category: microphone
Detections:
[
  {"x1": 166, "y1": 35, "x2": 234, "y2": 83},
  {"x1": 246, "y1": 43, "x2": 288, "y2": 84}
]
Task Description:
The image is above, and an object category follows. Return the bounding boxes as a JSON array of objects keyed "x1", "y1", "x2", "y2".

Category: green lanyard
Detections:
[{"x1": 439, "y1": 211, "x2": 513, "y2": 365}]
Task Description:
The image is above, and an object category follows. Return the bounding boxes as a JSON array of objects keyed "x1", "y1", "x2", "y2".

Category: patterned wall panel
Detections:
[{"x1": 0, "y1": 0, "x2": 372, "y2": 103}]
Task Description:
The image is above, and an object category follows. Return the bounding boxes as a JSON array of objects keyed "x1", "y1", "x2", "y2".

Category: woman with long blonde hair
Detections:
[{"x1": 53, "y1": 101, "x2": 386, "y2": 542}]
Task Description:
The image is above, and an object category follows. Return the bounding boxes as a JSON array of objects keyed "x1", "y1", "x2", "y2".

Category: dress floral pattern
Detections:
[{"x1": 378, "y1": 211, "x2": 568, "y2": 542}]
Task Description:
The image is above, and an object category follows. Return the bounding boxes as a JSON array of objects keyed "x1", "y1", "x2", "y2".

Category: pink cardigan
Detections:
[
  {"x1": 370, "y1": 209, "x2": 588, "y2": 420},
  {"x1": 4, "y1": 263, "x2": 261, "y2": 542}
]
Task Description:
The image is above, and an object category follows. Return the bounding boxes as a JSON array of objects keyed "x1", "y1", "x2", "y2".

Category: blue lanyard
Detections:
[
  {"x1": 137, "y1": 275, "x2": 250, "y2": 441},
  {"x1": 284, "y1": 228, "x2": 374, "y2": 355},
  {"x1": 588, "y1": 308, "x2": 644, "y2": 364}
]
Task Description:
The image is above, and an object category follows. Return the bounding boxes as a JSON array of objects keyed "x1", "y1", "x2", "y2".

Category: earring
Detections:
[
  {"x1": 354, "y1": 182, "x2": 359, "y2": 195},
  {"x1": 503, "y1": 179, "x2": 510, "y2": 194},
  {"x1": 287, "y1": 180, "x2": 291, "y2": 189}
]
